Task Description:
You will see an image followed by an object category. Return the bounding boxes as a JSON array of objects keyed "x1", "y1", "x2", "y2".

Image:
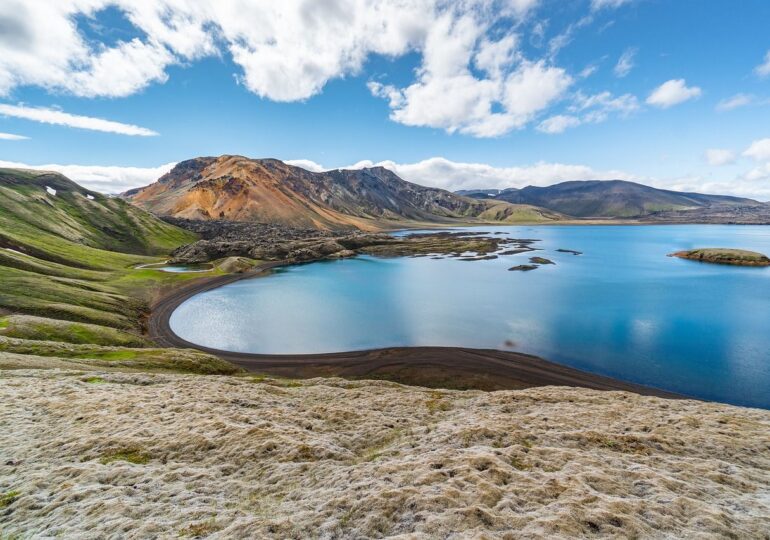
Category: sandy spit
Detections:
[{"x1": 1, "y1": 369, "x2": 768, "y2": 539}]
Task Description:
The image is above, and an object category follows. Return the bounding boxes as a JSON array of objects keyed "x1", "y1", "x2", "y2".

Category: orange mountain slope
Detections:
[{"x1": 124, "y1": 155, "x2": 563, "y2": 230}]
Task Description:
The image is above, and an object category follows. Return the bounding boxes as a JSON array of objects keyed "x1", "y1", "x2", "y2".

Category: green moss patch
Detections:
[
  {"x1": 99, "y1": 448, "x2": 150, "y2": 465},
  {"x1": 0, "y1": 490, "x2": 20, "y2": 508},
  {"x1": 0, "y1": 315, "x2": 150, "y2": 347}
]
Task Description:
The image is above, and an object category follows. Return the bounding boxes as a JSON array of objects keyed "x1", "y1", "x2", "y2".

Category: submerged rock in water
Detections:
[
  {"x1": 509, "y1": 264, "x2": 539, "y2": 271},
  {"x1": 530, "y1": 257, "x2": 555, "y2": 265},
  {"x1": 459, "y1": 255, "x2": 498, "y2": 261},
  {"x1": 556, "y1": 248, "x2": 582, "y2": 255},
  {"x1": 498, "y1": 248, "x2": 534, "y2": 256}
]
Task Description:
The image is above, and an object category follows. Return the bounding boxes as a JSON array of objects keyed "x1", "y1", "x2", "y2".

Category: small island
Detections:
[{"x1": 669, "y1": 248, "x2": 770, "y2": 266}]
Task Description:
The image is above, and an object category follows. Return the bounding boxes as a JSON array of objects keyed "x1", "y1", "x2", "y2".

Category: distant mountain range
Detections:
[
  {"x1": 457, "y1": 180, "x2": 766, "y2": 219},
  {"x1": 123, "y1": 156, "x2": 562, "y2": 230},
  {"x1": 122, "y1": 157, "x2": 770, "y2": 227}
]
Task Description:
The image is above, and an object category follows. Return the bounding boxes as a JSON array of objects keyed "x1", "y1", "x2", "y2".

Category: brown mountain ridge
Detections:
[{"x1": 123, "y1": 155, "x2": 563, "y2": 230}]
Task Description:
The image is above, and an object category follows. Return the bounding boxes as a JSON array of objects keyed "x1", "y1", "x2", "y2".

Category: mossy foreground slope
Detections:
[
  {"x1": 0, "y1": 168, "x2": 236, "y2": 374},
  {"x1": 0, "y1": 372, "x2": 767, "y2": 538}
]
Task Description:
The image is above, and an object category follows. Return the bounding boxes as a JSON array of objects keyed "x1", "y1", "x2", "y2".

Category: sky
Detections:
[{"x1": 1, "y1": 0, "x2": 770, "y2": 198}]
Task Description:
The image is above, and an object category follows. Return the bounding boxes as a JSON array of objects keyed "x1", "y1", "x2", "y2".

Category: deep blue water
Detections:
[{"x1": 170, "y1": 225, "x2": 770, "y2": 408}]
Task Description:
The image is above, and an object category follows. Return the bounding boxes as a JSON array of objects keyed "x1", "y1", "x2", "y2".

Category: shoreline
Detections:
[{"x1": 147, "y1": 260, "x2": 681, "y2": 398}]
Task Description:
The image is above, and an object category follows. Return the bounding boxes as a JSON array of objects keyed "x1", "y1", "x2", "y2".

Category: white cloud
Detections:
[
  {"x1": 613, "y1": 47, "x2": 637, "y2": 77},
  {"x1": 0, "y1": 104, "x2": 158, "y2": 136},
  {"x1": 579, "y1": 64, "x2": 598, "y2": 78},
  {"x1": 716, "y1": 93, "x2": 753, "y2": 112},
  {"x1": 284, "y1": 159, "x2": 326, "y2": 173},
  {"x1": 0, "y1": 1, "x2": 173, "y2": 98},
  {"x1": 290, "y1": 156, "x2": 638, "y2": 192},
  {"x1": 646, "y1": 79, "x2": 702, "y2": 108},
  {"x1": 571, "y1": 91, "x2": 639, "y2": 120},
  {"x1": 591, "y1": 0, "x2": 632, "y2": 10},
  {"x1": 369, "y1": 12, "x2": 573, "y2": 138},
  {"x1": 536, "y1": 90, "x2": 639, "y2": 134},
  {"x1": 743, "y1": 138, "x2": 770, "y2": 162},
  {"x1": 743, "y1": 162, "x2": 770, "y2": 182},
  {"x1": 366, "y1": 7, "x2": 573, "y2": 138},
  {"x1": 0, "y1": 1, "x2": 583, "y2": 138},
  {"x1": 0, "y1": 160, "x2": 175, "y2": 193},
  {"x1": 0, "y1": 0, "x2": 538, "y2": 105},
  {"x1": 704, "y1": 148, "x2": 736, "y2": 166},
  {"x1": 537, "y1": 115, "x2": 581, "y2": 134},
  {"x1": 0, "y1": 132, "x2": 29, "y2": 140},
  {"x1": 755, "y1": 50, "x2": 770, "y2": 78}
]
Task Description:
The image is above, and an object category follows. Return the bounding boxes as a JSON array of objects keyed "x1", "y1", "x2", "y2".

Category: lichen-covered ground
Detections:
[{"x1": 1, "y1": 370, "x2": 768, "y2": 539}]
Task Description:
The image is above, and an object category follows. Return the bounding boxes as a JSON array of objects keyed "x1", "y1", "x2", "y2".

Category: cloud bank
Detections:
[
  {"x1": 5, "y1": 144, "x2": 770, "y2": 201},
  {"x1": 0, "y1": 159, "x2": 176, "y2": 193}
]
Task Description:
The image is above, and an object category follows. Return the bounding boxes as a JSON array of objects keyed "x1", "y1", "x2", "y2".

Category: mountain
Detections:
[
  {"x1": 0, "y1": 167, "x2": 193, "y2": 258},
  {"x1": 0, "y1": 167, "x2": 238, "y2": 375},
  {"x1": 124, "y1": 156, "x2": 563, "y2": 229},
  {"x1": 0, "y1": 167, "x2": 197, "y2": 324},
  {"x1": 460, "y1": 180, "x2": 764, "y2": 219}
]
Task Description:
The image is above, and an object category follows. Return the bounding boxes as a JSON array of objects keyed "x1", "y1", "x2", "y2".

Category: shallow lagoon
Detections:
[{"x1": 170, "y1": 225, "x2": 770, "y2": 408}]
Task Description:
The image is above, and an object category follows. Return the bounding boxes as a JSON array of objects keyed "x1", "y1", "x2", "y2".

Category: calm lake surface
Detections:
[{"x1": 170, "y1": 225, "x2": 770, "y2": 408}]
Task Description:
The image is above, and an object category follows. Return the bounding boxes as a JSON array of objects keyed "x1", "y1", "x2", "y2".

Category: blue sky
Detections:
[{"x1": 1, "y1": 0, "x2": 769, "y2": 198}]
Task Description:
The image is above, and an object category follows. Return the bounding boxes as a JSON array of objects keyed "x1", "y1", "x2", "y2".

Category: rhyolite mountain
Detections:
[
  {"x1": 123, "y1": 156, "x2": 563, "y2": 230},
  {"x1": 458, "y1": 180, "x2": 764, "y2": 219}
]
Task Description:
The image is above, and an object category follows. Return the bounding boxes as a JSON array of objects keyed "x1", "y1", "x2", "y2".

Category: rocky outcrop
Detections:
[
  {"x1": 165, "y1": 219, "x2": 539, "y2": 265},
  {"x1": 1, "y1": 370, "x2": 768, "y2": 538},
  {"x1": 670, "y1": 248, "x2": 770, "y2": 266}
]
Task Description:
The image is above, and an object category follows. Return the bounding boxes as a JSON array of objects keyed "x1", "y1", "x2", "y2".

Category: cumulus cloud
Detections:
[
  {"x1": 0, "y1": 104, "x2": 158, "y2": 136},
  {"x1": 368, "y1": 7, "x2": 573, "y2": 138},
  {"x1": 0, "y1": 0, "x2": 539, "y2": 106},
  {"x1": 0, "y1": 1, "x2": 585, "y2": 138},
  {"x1": 0, "y1": 159, "x2": 175, "y2": 193},
  {"x1": 743, "y1": 138, "x2": 770, "y2": 162},
  {"x1": 755, "y1": 50, "x2": 770, "y2": 78},
  {"x1": 0, "y1": 132, "x2": 29, "y2": 140},
  {"x1": 613, "y1": 47, "x2": 637, "y2": 77},
  {"x1": 704, "y1": 148, "x2": 736, "y2": 166},
  {"x1": 716, "y1": 93, "x2": 754, "y2": 112},
  {"x1": 0, "y1": 1, "x2": 173, "y2": 98},
  {"x1": 646, "y1": 79, "x2": 702, "y2": 108}
]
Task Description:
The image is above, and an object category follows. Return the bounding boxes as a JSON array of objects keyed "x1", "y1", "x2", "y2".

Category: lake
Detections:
[{"x1": 169, "y1": 225, "x2": 770, "y2": 408}]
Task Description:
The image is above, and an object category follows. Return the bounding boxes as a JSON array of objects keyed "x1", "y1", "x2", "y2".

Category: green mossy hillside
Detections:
[
  {"x1": 0, "y1": 168, "x2": 238, "y2": 376},
  {"x1": 0, "y1": 168, "x2": 195, "y2": 260}
]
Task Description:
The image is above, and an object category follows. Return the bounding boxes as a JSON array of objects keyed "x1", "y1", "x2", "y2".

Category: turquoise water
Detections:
[{"x1": 170, "y1": 225, "x2": 770, "y2": 408}]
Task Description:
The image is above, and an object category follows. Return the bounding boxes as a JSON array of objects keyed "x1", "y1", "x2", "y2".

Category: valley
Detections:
[{"x1": 2, "y1": 164, "x2": 769, "y2": 539}]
